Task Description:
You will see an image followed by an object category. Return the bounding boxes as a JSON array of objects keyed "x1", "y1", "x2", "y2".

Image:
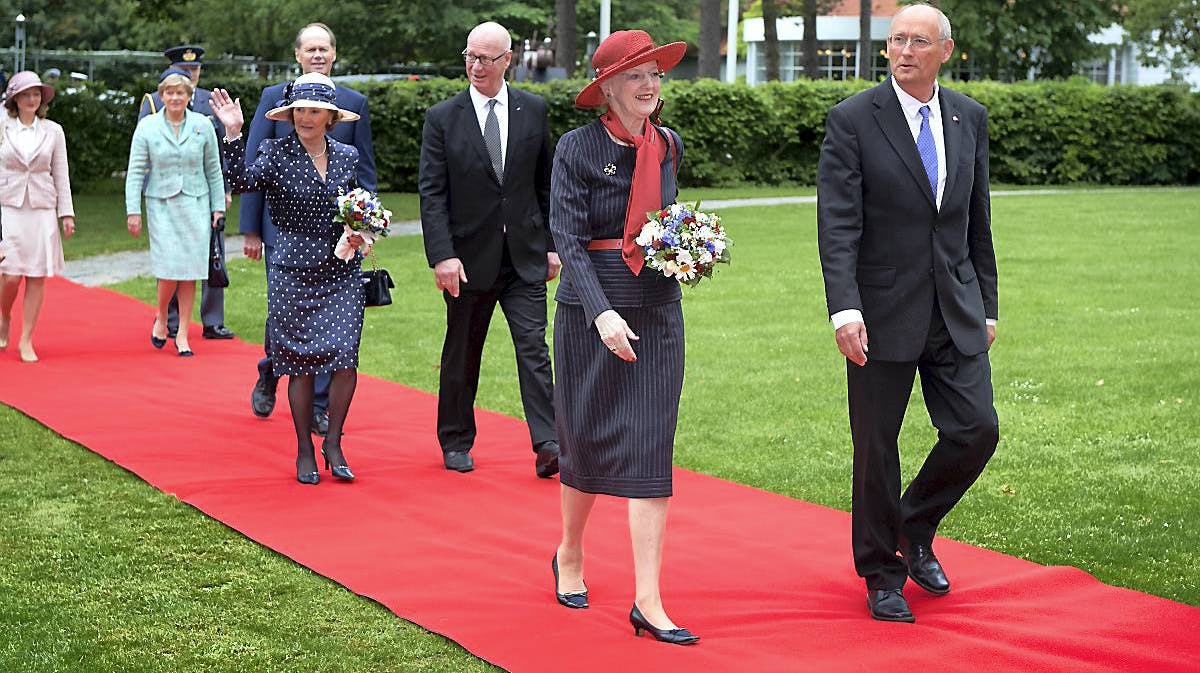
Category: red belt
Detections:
[{"x1": 587, "y1": 238, "x2": 622, "y2": 251}]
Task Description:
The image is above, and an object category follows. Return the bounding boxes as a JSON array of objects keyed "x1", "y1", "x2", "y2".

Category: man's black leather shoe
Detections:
[
  {"x1": 534, "y1": 441, "x2": 560, "y2": 478},
  {"x1": 251, "y1": 374, "x2": 278, "y2": 418},
  {"x1": 443, "y1": 450, "x2": 474, "y2": 472},
  {"x1": 203, "y1": 325, "x2": 236, "y2": 340},
  {"x1": 902, "y1": 543, "x2": 951, "y2": 595},
  {"x1": 867, "y1": 589, "x2": 915, "y2": 623},
  {"x1": 310, "y1": 411, "x2": 329, "y2": 436}
]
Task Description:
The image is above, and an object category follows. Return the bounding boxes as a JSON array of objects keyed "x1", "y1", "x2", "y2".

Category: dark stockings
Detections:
[{"x1": 323, "y1": 368, "x2": 358, "y2": 467}]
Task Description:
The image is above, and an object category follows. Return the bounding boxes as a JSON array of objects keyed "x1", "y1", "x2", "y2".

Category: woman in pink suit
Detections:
[{"x1": 0, "y1": 71, "x2": 75, "y2": 363}]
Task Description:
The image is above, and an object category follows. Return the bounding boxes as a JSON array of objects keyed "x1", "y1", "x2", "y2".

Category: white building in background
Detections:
[
  {"x1": 1086, "y1": 25, "x2": 1200, "y2": 87},
  {"x1": 743, "y1": 2, "x2": 1200, "y2": 88}
]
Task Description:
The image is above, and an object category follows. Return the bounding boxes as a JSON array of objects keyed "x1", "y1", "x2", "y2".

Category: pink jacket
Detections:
[{"x1": 0, "y1": 117, "x2": 74, "y2": 216}]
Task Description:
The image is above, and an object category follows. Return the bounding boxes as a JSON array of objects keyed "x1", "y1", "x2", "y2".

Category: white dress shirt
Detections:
[
  {"x1": 831, "y1": 80, "x2": 993, "y2": 331},
  {"x1": 468, "y1": 83, "x2": 509, "y2": 168},
  {"x1": 11, "y1": 117, "x2": 41, "y2": 161}
]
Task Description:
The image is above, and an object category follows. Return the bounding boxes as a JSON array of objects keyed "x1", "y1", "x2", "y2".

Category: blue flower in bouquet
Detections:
[{"x1": 634, "y1": 201, "x2": 730, "y2": 287}]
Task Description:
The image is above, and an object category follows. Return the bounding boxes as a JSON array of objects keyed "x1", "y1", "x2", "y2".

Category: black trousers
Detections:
[
  {"x1": 847, "y1": 301, "x2": 999, "y2": 590},
  {"x1": 437, "y1": 247, "x2": 555, "y2": 454}
]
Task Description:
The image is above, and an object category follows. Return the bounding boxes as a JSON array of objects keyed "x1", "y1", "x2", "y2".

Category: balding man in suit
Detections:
[{"x1": 817, "y1": 2, "x2": 999, "y2": 623}]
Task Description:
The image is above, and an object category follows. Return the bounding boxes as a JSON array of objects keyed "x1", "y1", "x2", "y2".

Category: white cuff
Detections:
[
  {"x1": 831, "y1": 309, "x2": 864, "y2": 330},
  {"x1": 986, "y1": 318, "x2": 997, "y2": 327}
]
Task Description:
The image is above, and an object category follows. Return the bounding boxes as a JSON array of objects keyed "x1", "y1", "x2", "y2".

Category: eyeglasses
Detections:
[
  {"x1": 618, "y1": 70, "x2": 665, "y2": 84},
  {"x1": 887, "y1": 34, "x2": 940, "y2": 51},
  {"x1": 462, "y1": 50, "x2": 510, "y2": 67}
]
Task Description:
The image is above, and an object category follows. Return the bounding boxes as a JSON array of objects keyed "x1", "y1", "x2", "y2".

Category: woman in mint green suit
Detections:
[{"x1": 125, "y1": 69, "x2": 224, "y2": 356}]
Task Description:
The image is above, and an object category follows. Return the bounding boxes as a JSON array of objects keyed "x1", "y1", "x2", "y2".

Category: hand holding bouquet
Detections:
[
  {"x1": 635, "y1": 202, "x2": 730, "y2": 287},
  {"x1": 333, "y1": 187, "x2": 392, "y2": 261}
]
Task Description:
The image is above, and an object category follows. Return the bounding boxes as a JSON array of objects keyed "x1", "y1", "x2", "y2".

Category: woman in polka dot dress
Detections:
[{"x1": 211, "y1": 74, "x2": 368, "y2": 485}]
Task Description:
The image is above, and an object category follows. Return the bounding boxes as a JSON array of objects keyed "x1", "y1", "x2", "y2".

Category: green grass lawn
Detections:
[{"x1": 3, "y1": 187, "x2": 1198, "y2": 671}]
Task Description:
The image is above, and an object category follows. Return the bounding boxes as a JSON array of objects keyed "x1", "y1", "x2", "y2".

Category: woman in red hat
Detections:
[
  {"x1": 548, "y1": 30, "x2": 697, "y2": 645},
  {"x1": 0, "y1": 71, "x2": 74, "y2": 363}
]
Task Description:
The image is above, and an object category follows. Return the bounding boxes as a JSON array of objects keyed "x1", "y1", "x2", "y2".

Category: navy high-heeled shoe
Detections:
[
  {"x1": 321, "y1": 446, "x2": 355, "y2": 482},
  {"x1": 296, "y1": 460, "x2": 320, "y2": 485},
  {"x1": 551, "y1": 554, "x2": 588, "y2": 609},
  {"x1": 629, "y1": 605, "x2": 699, "y2": 645},
  {"x1": 150, "y1": 320, "x2": 166, "y2": 349}
]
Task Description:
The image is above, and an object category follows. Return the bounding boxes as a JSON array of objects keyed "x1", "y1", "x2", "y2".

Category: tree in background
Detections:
[
  {"x1": 555, "y1": 0, "x2": 578, "y2": 74},
  {"x1": 762, "y1": 0, "x2": 781, "y2": 80},
  {"x1": 857, "y1": 0, "x2": 872, "y2": 79},
  {"x1": 698, "y1": 0, "x2": 724, "y2": 79},
  {"x1": 1124, "y1": 0, "x2": 1200, "y2": 73},
  {"x1": 933, "y1": 0, "x2": 1120, "y2": 80}
]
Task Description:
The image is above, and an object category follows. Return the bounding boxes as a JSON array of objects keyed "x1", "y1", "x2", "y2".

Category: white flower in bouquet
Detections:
[
  {"x1": 333, "y1": 187, "x2": 392, "y2": 261},
  {"x1": 637, "y1": 201, "x2": 731, "y2": 287}
]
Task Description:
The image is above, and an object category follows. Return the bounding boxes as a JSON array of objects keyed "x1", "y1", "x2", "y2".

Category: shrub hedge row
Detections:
[{"x1": 52, "y1": 77, "x2": 1200, "y2": 190}]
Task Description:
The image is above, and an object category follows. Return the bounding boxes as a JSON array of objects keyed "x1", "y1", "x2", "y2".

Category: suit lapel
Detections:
[
  {"x1": 871, "y1": 80, "x2": 936, "y2": 210},
  {"x1": 456, "y1": 89, "x2": 498, "y2": 184},
  {"x1": 503, "y1": 88, "x2": 526, "y2": 183},
  {"x1": 939, "y1": 92, "x2": 963, "y2": 205}
]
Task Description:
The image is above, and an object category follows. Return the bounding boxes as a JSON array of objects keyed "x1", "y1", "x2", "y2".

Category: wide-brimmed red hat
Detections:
[{"x1": 575, "y1": 30, "x2": 687, "y2": 109}]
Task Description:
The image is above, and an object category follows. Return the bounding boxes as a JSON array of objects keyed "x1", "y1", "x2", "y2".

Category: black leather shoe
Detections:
[
  {"x1": 551, "y1": 554, "x2": 588, "y2": 609},
  {"x1": 203, "y1": 325, "x2": 236, "y2": 340},
  {"x1": 534, "y1": 441, "x2": 560, "y2": 478},
  {"x1": 443, "y1": 450, "x2": 474, "y2": 472},
  {"x1": 167, "y1": 328, "x2": 177, "y2": 339},
  {"x1": 321, "y1": 446, "x2": 355, "y2": 482},
  {"x1": 251, "y1": 374, "x2": 278, "y2": 418},
  {"x1": 867, "y1": 589, "x2": 915, "y2": 623},
  {"x1": 902, "y1": 543, "x2": 951, "y2": 595},
  {"x1": 296, "y1": 458, "x2": 320, "y2": 485},
  {"x1": 630, "y1": 605, "x2": 699, "y2": 645},
  {"x1": 310, "y1": 410, "x2": 329, "y2": 436}
]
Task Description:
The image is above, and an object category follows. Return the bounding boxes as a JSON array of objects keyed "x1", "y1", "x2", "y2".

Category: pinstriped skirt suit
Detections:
[{"x1": 550, "y1": 120, "x2": 684, "y2": 498}]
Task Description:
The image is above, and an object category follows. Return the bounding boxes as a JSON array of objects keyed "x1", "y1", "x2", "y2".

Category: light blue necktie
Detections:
[{"x1": 916, "y1": 105, "x2": 938, "y2": 201}]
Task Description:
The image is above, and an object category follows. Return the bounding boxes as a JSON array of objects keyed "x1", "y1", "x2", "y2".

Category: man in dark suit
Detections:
[
  {"x1": 419, "y1": 21, "x2": 558, "y2": 477},
  {"x1": 138, "y1": 45, "x2": 235, "y2": 342},
  {"x1": 240, "y1": 22, "x2": 376, "y2": 434},
  {"x1": 817, "y1": 3, "x2": 999, "y2": 623}
]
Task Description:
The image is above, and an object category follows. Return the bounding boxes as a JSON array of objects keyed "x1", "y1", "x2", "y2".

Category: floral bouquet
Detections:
[
  {"x1": 635, "y1": 201, "x2": 730, "y2": 287},
  {"x1": 333, "y1": 187, "x2": 392, "y2": 261}
]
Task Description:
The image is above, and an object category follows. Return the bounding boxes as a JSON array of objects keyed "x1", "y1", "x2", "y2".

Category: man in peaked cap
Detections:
[{"x1": 138, "y1": 45, "x2": 236, "y2": 342}]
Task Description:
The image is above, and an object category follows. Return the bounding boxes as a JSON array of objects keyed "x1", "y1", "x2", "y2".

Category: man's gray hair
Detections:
[{"x1": 893, "y1": 2, "x2": 952, "y2": 40}]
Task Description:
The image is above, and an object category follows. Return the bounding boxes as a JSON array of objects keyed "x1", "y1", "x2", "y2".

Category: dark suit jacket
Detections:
[
  {"x1": 818, "y1": 78, "x2": 998, "y2": 362},
  {"x1": 237, "y1": 82, "x2": 376, "y2": 247},
  {"x1": 418, "y1": 86, "x2": 554, "y2": 290}
]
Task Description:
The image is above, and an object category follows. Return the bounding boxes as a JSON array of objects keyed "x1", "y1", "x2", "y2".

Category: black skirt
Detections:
[{"x1": 553, "y1": 301, "x2": 684, "y2": 498}]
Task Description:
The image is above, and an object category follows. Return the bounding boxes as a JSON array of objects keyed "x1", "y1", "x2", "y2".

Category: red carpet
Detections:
[{"x1": 2, "y1": 277, "x2": 1198, "y2": 672}]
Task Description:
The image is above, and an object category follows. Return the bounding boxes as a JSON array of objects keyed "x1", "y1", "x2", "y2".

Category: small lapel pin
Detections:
[
  {"x1": 952, "y1": 115, "x2": 960, "y2": 123},
  {"x1": 603, "y1": 163, "x2": 617, "y2": 176},
  {"x1": 515, "y1": 106, "x2": 522, "y2": 112}
]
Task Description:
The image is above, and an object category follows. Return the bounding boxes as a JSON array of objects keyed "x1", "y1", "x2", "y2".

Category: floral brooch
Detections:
[{"x1": 603, "y1": 163, "x2": 617, "y2": 176}]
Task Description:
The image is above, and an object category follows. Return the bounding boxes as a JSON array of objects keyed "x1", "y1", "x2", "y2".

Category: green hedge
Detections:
[{"x1": 50, "y1": 77, "x2": 1200, "y2": 191}]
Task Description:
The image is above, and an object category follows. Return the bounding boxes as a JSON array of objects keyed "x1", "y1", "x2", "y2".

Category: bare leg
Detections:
[
  {"x1": 173, "y1": 280, "x2": 196, "y2": 353},
  {"x1": 555, "y1": 484, "x2": 597, "y2": 594},
  {"x1": 0, "y1": 274, "x2": 20, "y2": 350},
  {"x1": 629, "y1": 497, "x2": 678, "y2": 629},
  {"x1": 322, "y1": 367, "x2": 357, "y2": 466},
  {"x1": 17, "y1": 277, "x2": 45, "y2": 362},
  {"x1": 288, "y1": 374, "x2": 318, "y2": 475},
  {"x1": 153, "y1": 279, "x2": 176, "y2": 341}
]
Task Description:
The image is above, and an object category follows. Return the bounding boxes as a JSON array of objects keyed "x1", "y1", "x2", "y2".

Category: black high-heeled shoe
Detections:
[
  {"x1": 551, "y1": 554, "x2": 588, "y2": 609},
  {"x1": 150, "y1": 320, "x2": 166, "y2": 349},
  {"x1": 629, "y1": 605, "x2": 699, "y2": 645},
  {"x1": 321, "y1": 446, "x2": 355, "y2": 482}
]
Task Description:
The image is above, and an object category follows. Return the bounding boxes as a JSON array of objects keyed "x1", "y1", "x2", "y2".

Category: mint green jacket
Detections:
[{"x1": 124, "y1": 110, "x2": 224, "y2": 214}]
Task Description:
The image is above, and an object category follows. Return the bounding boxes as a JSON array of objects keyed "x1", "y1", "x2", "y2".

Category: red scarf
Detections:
[{"x1": 600, "y1": 113, "x2": 666, "y2": 275}]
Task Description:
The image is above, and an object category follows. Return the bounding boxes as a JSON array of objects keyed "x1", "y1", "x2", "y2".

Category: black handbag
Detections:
[
  {"x1": 207, "y1": 217, "x2": 230, "y2": 289},
  {"x1": 360, "y1": 255, "x2": 394, "y2": 307}
]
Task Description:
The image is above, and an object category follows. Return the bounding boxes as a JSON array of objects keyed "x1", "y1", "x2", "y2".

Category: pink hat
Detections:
[{"x1": 5, "y1": 71, "x2": 55, "y2": 105}]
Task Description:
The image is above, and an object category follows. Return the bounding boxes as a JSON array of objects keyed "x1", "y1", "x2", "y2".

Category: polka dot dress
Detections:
[{"x1": 225, "y1": 133, "x2": 365, "y2": 376}]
